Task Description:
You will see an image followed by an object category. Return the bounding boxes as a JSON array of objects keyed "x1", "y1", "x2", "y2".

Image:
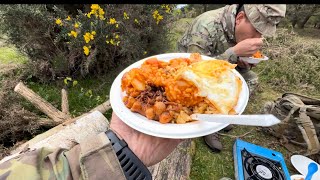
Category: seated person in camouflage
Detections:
[
  {"x1": 178, "y1": 4, "x2": 286, "y2": 152},
  {"x1": 0, "y1": 113, "x2": 182, "y2": 179}
]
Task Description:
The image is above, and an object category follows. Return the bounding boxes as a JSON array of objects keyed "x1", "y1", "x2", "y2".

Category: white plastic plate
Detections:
[
  {"x1": 240, "y1": 56, "x2": 269, "y2": 64},
  {"x1": 110, "y1": 53, "x2": 249, "y2": 139}
]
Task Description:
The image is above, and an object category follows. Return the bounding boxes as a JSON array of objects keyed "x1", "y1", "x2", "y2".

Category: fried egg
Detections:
[{"x1": 179, "y1": 60, "x2": 242, "y2": 114}]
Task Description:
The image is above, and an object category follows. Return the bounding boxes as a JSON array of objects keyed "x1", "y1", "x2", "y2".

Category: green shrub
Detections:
[{"x1": 0, "y1": 4, "x2": 175, "y2": 81}]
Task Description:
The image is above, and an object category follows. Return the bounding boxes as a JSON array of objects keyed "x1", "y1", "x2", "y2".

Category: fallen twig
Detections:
[{"x1": 218, "y1": 129, "x2": 255, "y2": 138}]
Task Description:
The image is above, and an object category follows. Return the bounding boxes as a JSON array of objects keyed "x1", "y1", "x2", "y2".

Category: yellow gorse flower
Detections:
[
  {"x1": 98, "y1": 8, "x2": 105, "y2": 20},
  {"x1": 165, "y1": 5, "x2": 171, "y2": 13},
  {"x1": 144, "y1": 51, "x2": 147, "y2": 55},
  {"x1": 74, "y1": 22, "x2": 79, "y2": 28},
  {"x1": 156, "y1": 15, "x2": 163, "y2": 24},
  {"x1": 110, "y1": 39, "x2": 115, "y2": 45},
  {"x1": 115, "y1": 34, "x2": 119, "y2": 39},
  {"x1": 134, "y1": 19, "x2": 139, "y2": 24},
  {"x1": 83, "y1": 46, "x2": 90, "y2": 56},
  {"x1": 123, "y1": 12, "x2": 129, "y2": 20},
  {"x1": 91, "y1": 4, "x2": 100, "y2": 11},
  {"x1": 66, "y1": 16, "x2": 71, "y2": 20},
  {"x1": 152, "y1": 10, "x2": 163, "y2": 25},
  {"x1": 84, "y1": 33, "x2": 91, "y2": 43},
  {"x1": 106, "y1": 37, "x2": 120, "y2": 46},
  {"x1": 87, "y1": 4, "x2": 105, "y2": 20},
  {"x1": 83, "y1": 31, "x2": 96, "y2": 43},
  {"x1": 109, "y1": 18, "x2": 117, "y2": 24},
  {"x1": 55, "y1": 18, "x2": 63, "y2": 26},
  {"x1": 68, "y1": 30, "x2": 78, "y2": 38}
]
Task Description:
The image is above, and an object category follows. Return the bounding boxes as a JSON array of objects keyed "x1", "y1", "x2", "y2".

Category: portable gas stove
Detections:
[{"x1": 233, "y1": 139, "x2": 291, "y2": 180}]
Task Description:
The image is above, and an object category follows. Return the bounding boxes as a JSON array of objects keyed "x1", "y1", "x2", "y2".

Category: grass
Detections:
[
  {"x1": 0, "y1": 46, "x2": 27, "y2": 65},
  {"x1": 1, "y1": 17, "x2": 320, "y2": 179}
]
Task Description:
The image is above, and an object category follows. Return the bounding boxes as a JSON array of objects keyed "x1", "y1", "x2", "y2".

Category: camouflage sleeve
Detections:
[
  {"x1": 181, "y1": 27, "x2": 238, "y2": 64},
  {"x1": 0, "y1": 133, "x2": 126, "y2": 180},
  {"x1": 186, "y1": 31, "x2": 212, "y2": 56},
  {"x1": 215, "y1": 47, "x2": 239, "y2": 64}
]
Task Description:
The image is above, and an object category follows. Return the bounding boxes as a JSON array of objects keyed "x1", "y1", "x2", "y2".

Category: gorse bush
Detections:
[{"x1": 0, "y1": 4, "x2": 175, "y2": 81}]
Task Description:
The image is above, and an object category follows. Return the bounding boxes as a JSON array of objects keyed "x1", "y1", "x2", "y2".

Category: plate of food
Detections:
[
  {"x1": 240, "y1": 51, "x2": 269, "y2": 64},
  {"x1": 110, "y1": 53, "x2": 249, "y2": 139}
]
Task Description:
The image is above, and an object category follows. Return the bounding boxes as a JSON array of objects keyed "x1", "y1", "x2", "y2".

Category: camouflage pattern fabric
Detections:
[
  {"x1": 177, "y1": 4, "x2": 258, "y2": 95},
  {"x1": 262, "y1": 93, "x2": 320, "y2": 155},
  {"x1": 178, "y1": 4, "x2": 239, "y2": 64},
  {"x1": 236, "y1": 67, "x2": 258, "y2": 96},
  {"x1": 244, "y1": 4, "x2": 286, "y2": 37},
  {"x1": 0, "y1": 133, "x2": 126, "y2": 180}
]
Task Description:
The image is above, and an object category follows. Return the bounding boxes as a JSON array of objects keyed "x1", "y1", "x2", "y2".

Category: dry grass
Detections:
[{"x1": 257, "y1": 28, "x2": 320, "y2": 94}]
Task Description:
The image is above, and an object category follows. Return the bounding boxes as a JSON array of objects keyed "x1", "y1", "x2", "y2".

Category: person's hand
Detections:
[
  {"x1": 232, "y1": 38, "x2": 263, "y2": 57},
  {"x1": 110, "y1": 113, "x2": 183, "y2": 166}
]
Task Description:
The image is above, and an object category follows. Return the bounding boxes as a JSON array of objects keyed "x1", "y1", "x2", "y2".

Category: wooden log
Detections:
[
  {"x1": 10, "y1": 101, "x2": 112, "y2": 154},
  {"x1": 148, "y1": 139, "x2": 194, "y2": 180},
  {"x1": 14, "y1": 82, "x2": 70, "y2": 122},
  {"x1": 89, "y1": 100, "x2": 111, "y2": 114},
  {"x1": 61, "y1": 88, "x2": 70, "y2": 116},
  {"x1": 9, "y1": 111, "x2": 109, "y2": 155},
  {"x1": 37, "y1": 118, "x2": 59, "y2": 127}
]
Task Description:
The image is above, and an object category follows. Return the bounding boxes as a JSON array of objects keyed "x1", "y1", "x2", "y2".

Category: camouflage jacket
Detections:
[
  {"x1": 178, "y1": 4, "x2": 239, "y2": 64},
  {"x1": 0, "y1": 133, "x2": 126, "y2": 180}
]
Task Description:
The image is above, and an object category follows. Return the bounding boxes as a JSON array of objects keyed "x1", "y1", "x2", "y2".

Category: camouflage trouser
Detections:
[{"x1": 236, "y1": 66, "x2": 258, "y2": 96}]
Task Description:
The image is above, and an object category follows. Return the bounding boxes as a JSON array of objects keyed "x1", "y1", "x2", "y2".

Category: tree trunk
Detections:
[
  {"x1": 203, "y1": 4, "x2": 207, "y2": 13},
  {"x1": 297, "y1": 15, "x2": 312, "y2": 29},
  {"x1": 290, "y1": 17, "x2": 298, "y2": 28},
  {"x1": 291, "y1": 18, "x2": 298, "y2": 28}
]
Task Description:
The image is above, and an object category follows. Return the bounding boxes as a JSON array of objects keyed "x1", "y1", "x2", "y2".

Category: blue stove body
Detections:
[{"x1": 233, "y1": 139, "x2": 291, "y2": 180}]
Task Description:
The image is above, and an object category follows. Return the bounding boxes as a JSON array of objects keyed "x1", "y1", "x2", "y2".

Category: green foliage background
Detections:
[{"x1": 0, "y1": 4, "x2": 175, "y2": 82}]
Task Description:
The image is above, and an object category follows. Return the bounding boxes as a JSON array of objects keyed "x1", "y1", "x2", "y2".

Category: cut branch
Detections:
[
  {"x1": 37, "y1": 118, "x2": 59, "y2": 127},
  {"x1": 61, "y1": 88, "x2": 70, "y2": 116},
  {"x1": 14, "y1": 82, "x2": 71, "y2": 122}
]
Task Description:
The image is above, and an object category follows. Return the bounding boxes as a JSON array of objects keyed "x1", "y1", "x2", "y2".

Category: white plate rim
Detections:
[
  {"x1": 110, "y1": 53, "x2": 249, "y2": 139},
  {"x1": 240, "y1": 56, "x2": 269, "y2": 64}
]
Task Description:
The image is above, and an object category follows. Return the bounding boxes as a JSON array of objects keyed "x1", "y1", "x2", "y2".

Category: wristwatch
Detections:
[{"x1": 105, "y1": 129, "x2": 152, "y2": 180}]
